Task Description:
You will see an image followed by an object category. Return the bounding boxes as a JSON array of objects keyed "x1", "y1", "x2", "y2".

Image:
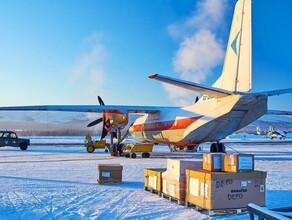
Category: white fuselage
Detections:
[{"x1": 129, "y1": 94, "x2": 267, "y2": 146}]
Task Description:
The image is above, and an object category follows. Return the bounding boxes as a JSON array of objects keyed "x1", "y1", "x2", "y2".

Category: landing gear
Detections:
[{"x1": 210, "y1": 142, "x2": 226, "y2": 153}]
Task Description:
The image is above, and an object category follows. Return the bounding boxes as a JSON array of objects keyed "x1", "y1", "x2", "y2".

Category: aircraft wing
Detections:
[
  {"x1": 0, "y1": 105, "x2": 176, "y2": 114},
  {"x1": 149, "y1": 74, "x2": 233, "y2": 98}
]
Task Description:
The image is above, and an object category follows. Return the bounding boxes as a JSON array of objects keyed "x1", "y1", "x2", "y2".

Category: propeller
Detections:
[
  {"x1": 87, "y1": 96, "x2": 109, "y2": 139},
  {"x1": 98, "y1": 96, "x2": 105, "y2": 105},
  {"x1": 87, "y1": 117, "x2": 103, "y2": 127}
]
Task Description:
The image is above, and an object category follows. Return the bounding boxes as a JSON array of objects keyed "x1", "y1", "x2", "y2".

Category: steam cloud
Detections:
[
  {"x1": 69, "y1": 32, "x2": 107, "y2": 103},
  {"x1": 166, "y1": 0, "x2": 229, "y2": 106}
]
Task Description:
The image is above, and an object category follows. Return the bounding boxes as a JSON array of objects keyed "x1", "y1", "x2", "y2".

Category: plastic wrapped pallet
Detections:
[
  {"x1": 161, "y1": 159, "x2": 202, "y2": 201},
  {"x1": 165, "y1": 159, "x2": 202, "y2": 177},
  {"x1": 162, "y1": 174, "x2": 186, "y2": 202}
]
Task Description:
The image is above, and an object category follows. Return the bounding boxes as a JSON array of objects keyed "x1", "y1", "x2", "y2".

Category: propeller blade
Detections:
[
  {"x1": 101, "y1": 127, "x2": 108, "y2": 139},
  {"x1": 87, "y1": 118, "x2": 103, "y2": 127},
  {"x1": 98, "y1": 96, "x2": 105, "y2": 106}
]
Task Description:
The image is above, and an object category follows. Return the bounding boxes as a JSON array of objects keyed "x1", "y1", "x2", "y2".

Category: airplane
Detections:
[
  {"x1": 1, "y1": 0, "x2": 292, "y2": 154},
  {"x1": 257, "y1": 126, "x2": 287, "y2": 140}
]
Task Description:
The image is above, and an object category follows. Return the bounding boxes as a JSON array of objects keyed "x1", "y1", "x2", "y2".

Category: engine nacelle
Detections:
[{"x1": 104, "y1": 110, "x2": 128, "y2": 131}]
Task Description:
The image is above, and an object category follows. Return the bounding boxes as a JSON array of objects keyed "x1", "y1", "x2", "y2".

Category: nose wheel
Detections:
[{"x1": 210, "y1": 142, "x2": 226, "y2": 153}]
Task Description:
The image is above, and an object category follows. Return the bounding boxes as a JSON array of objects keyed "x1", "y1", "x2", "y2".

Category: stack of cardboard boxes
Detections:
[
  {"x1": 161, "y1": 159, "x2": 202, "y2": 203},
  {"x1": 144, "y1": 153, "x2": 267, "y2": 211},
  {"x1": 186, "y1": 153, "x2": 267, "y2": 210}
]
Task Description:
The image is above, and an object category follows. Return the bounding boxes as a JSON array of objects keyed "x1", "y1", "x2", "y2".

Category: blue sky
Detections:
[{"x1": 0, "y1": 0, "x2": 292, "y2": 111}]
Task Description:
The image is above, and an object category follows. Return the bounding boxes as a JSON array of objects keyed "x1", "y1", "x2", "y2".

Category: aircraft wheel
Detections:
[
  {"x1": 131, "y1": 153, "x2": 137, "y2": 158},
  {"x1": 187, "y1": 146, "x2": 195, "y2": 151},
  {"x1": 218, "y1": 143, "x2": 226, "y2": 153},
  {"x1": 210, "y1": 143, "x2": 218, "y2": 152},
  {"x1": 20, "y1": 143, "x2": 28, "y2": 151},
  {"x1": 87, "y1": 146, "x2": 94, "y2": 153}
]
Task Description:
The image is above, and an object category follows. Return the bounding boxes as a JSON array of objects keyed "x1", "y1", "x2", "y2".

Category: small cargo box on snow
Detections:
[
  {"x1": 97, "y1": 164, "x2": 123, "y2": 183},
  {"x1": 223, "y1": 153, "x2": 254, "y2": 173},
  {"x1": 203, "y1": 153, "x2": 225, "y2": 172}
]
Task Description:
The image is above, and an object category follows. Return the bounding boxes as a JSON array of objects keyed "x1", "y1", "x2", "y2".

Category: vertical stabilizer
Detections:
[{"x1": 213, "y1": 0, "x2": 252, "y2": 92}]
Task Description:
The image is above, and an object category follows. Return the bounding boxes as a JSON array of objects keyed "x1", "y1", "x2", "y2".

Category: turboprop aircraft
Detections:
[
  {"x1": 1, "y1": 0, "x2": 292, "y2": 153},
  {"x1": 257, "y1": 126, "x2": 287, "y2": 140}
]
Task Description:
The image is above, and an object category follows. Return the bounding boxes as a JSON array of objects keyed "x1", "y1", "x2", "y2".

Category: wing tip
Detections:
[{"x1": 148, "y1": 73, "x2": 158, "y2": 79}]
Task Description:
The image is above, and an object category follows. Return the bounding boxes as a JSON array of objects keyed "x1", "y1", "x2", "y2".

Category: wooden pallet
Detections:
[
  {"x1": 161, "y1": 193, "x2": 184, "y2": 205},
  {"x1": 144, "y1": 187, "x2": 162, "y2": 196},
  {"x1": 185, "y1": 201, "x2": 247, "y2": 216}
]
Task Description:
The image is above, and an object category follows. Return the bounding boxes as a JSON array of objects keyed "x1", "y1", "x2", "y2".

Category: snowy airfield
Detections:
[{"x1": 1, "y1": 136, "x2": 292, "y2": 220}]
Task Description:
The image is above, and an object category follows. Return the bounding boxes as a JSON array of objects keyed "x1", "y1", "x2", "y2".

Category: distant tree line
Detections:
[{"x1": 17, "y1": 129, "x2": 100, "y2": 136}]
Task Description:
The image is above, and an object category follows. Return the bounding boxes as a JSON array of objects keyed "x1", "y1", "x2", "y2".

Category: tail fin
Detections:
[{"x1": 213, "y1": 0, "x2": 252, "y2": 92}]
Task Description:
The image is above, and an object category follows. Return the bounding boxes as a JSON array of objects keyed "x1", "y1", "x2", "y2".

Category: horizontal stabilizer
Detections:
[
  {"x1": 149, "y1": 74, "x2": 233, "y2": 98},
  {"x1": 267, "y1": 110, "x2": 292, "y2": 116},
  {"x1": 254, "y1": 88, "x2": 292, "y2": 96}
]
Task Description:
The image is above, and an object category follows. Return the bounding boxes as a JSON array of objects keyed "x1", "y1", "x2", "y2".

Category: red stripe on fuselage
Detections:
[{"x1": 132, "y1": 116, "x2": 202, "y2": 132}]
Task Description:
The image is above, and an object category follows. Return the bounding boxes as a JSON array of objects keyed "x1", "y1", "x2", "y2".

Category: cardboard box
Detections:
[
  {"x1": 223, "y1": 154, "x2": 254, "y2": 173},
  {"x1": 203, "y1": 153, "x2": 225, "y2": 172},
  {"x1": 144, "y1": 168, "x2": 166, "y2": 192},
  {"x1": 97, "y1": 164, "x2": 123, "y2": 183},
  {"x1": 165, "y1": 159, "x2": 202, "y2": 177},
  {"x1": 185, "y1": 169, "x2": 266, "y2": 210},
  {"x1": 162, "y1": 174, "x2": 186, "y2": 201}
]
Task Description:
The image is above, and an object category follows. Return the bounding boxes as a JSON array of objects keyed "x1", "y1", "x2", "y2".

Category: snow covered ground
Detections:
[{"x1": 1, "y1": 137, "x2": 292, "y2": 219}]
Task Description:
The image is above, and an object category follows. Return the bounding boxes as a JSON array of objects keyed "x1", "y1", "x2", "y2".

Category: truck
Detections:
[{"x1": 0, "y1": 130, "x2": 30, "y2": 150}]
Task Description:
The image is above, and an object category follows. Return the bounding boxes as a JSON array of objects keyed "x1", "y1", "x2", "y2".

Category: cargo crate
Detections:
[
  {"x1": 162, "y1": 174, "x2": 186, "y2": 202},
  {"x1": 223, "y1": 154, "x2": 254, "y2": 173},
  {"x1": 203, "y1": 153, "x2": 225, "y2": 172},
  {"x1": 144, "y1": 168, "x2": 166, "y2": 194},
  {"x1": 97, "y1": 164, "x2": 123, "y2": 184},
  {"x1": 185, "y1": 169, "x2": 266, "y2": 210},
  {"x1": 165, "y1": 159, "x2": 202, "y2": 177}
]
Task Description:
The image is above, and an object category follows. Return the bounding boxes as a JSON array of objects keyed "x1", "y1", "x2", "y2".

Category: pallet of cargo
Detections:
[
  {"x1": 185, "y1": 202, "x2": 247, "y2": 216},
  {"x1": 144, "y1": 186, "x2": 162, "y2": 196},
  {"x1": 161, "y1": 193, "x2": 184, "y2": 205},
  {"x1": 144, "y1": 168, "x2": 166, "y2": 196}
]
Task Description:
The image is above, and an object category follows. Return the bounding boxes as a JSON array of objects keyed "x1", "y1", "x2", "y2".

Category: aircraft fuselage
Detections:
[{"x1": 129, "y1": 94, "x2": 267, "y2": 147}]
